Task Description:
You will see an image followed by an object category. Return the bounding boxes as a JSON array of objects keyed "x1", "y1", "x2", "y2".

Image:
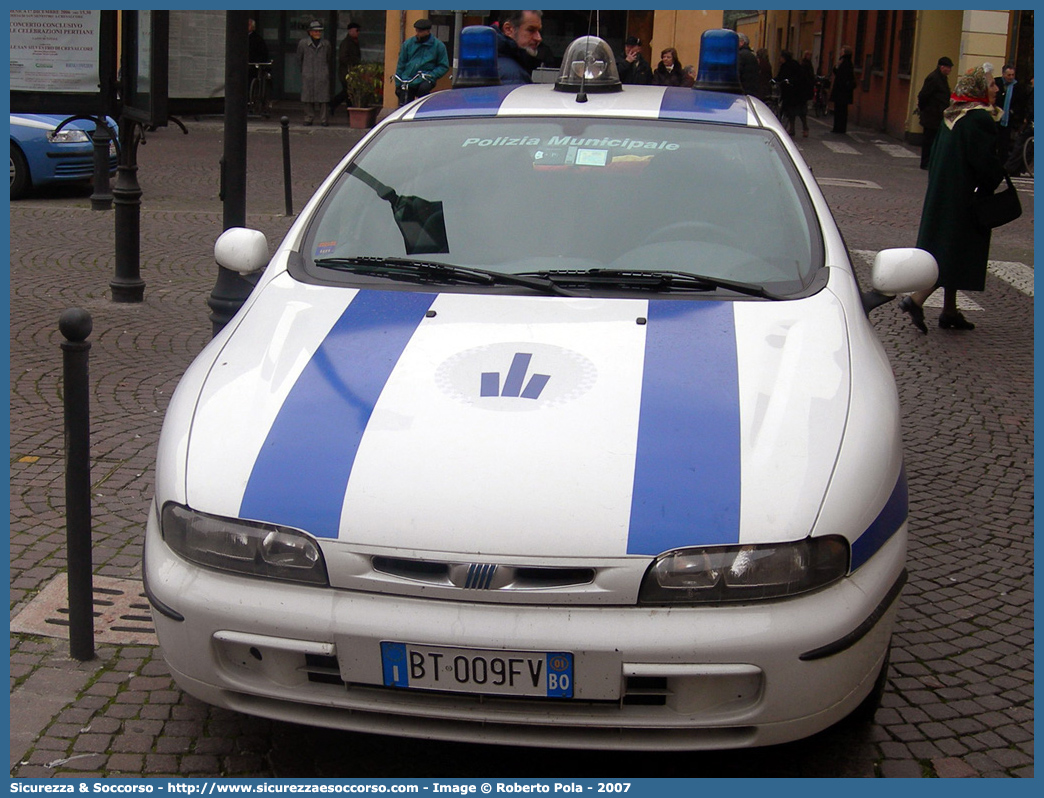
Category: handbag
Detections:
[{"x1": 974, "y1": 173, "x2": 1022, "y2": 229}]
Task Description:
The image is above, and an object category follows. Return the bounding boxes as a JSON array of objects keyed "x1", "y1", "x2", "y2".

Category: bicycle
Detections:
[
  {"x1": 1004, "y1": 120, "x2": 1033, "y2": 177},
  {"x1": 812, "y1": 75, "x2": 830, "y2": 117},
  {"x1": 248, "y1": 61, "x2": 273, "y2": 117},
  {"x1": 765, "y1": 79, "x2": 784, "y2": 120},
  {"x1": 393, "y1": 72, "x2": 436, "y2": 107}
]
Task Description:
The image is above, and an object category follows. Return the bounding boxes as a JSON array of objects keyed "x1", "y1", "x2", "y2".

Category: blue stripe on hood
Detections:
[
  {"x1": 413, "y1": 85, "x2": 518, "y2": 118},
  {"x1": 627, "y1": 300, "x2": 741, "y2": 555},
  {"x1": 239, "y1": 290, "x2": 435, "y2": 538}
]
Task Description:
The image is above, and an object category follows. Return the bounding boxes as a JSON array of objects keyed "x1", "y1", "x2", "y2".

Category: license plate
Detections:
[{"x1": 380, "y1": 642, "x2": 573, "y2": 698}]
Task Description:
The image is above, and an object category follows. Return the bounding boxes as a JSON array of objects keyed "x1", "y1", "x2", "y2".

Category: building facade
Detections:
[{"x1": 751, "y1": 9, "x2": 1033, "y2": 142}]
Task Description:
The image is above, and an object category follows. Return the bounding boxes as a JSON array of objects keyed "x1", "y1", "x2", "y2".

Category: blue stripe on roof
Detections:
[
  {"x1": 850, "y1": 467, "x2": 908, "y2": 571},
  {"x1": 413, "y1": 85, "x2": 518, "y2": 118},
  {"x1": 239, "y1": 290, "x2": 435, "y2": 538},
  {"x1": 627, "y1": 301, "x2": 741, "y2": 555},
  {"x1": 658, "y1": 87, "x2": 749, "y2": 124}
]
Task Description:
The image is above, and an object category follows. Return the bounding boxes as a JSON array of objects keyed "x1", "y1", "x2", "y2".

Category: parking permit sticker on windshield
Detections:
[{"x1": 575, "y1": 148, "x2": 608, "y2": 166}]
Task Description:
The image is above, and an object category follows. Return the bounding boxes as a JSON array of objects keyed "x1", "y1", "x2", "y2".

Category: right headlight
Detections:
[
  {"x1": 638, "y1": 536, "x2": 849, "y2": 605},
  {"x1": 161, "y1": 502, "x2": 329, "y2": 585}
]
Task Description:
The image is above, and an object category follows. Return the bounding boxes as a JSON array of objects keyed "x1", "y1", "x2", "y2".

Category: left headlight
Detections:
[
  {"x1": 47, "y1": 129, "x2": 90, "y2": 144},
  {"x1": 161, "y1": 502, "x2": 329, "y2": 585},
  {"x1": 638, "y1": 536, "x2": 848, "y2": 605}
]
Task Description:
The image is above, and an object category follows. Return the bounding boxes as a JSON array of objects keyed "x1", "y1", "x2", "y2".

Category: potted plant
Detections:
[{"x1": 344, "y1": 62, "x2": 384, "y2": 129}]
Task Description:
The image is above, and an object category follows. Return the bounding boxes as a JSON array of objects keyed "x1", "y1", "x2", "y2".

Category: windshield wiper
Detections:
[
  {"x1": 314, "y1": 256, "x2": 577, "y2": 297},
  {"x1": 519, "y1": 269, "x2": 779, "y2": 299}
]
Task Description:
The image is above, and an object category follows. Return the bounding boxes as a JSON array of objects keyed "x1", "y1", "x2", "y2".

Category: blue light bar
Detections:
[
  {"x1": 453, "y1": 26, "x2": 500, "y2": 88},
  {"x1": 694, "y1": 29, "x2": 743, "y2": 93}
]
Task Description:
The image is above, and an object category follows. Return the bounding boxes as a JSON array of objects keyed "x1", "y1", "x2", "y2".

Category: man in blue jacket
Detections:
[
  {"x1": 496, "y1": 10, "x2": 544, "y2": 84},
  {"x1": 394, "y1": 19, "x2": 449, "y2": 105}
]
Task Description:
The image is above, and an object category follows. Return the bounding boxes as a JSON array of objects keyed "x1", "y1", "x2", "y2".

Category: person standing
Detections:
[
  {"x1": 495, "y1": 10, "x2": 544, "y2": 84},
  {"x1": 394, "y1": 19, "x2": 449, "y2": 106},
  {"x1": 830, "y1": 45, "x2": 855, "y2": 134},
  {"x1": 616, "y1": 36, "x2": 652, "y2": 85},
  {"x1": 776, "y1": 50, "x2": 809, "y2": 137},
  {"x1": 736, "y1": 33, "x2": 760, "y2": 98},
  {"x1": 247, "y1": 18, "x2": 269, "y2": 98},
  {"x1": 899, "y1": 66, "x2": 1005, "y2": 333},
  {"x1": 296, "y1": 20, "x2": 333, "y2": 126},
  {"x1": 652, "y1": 47, "x2": 686, "y2": 87},
  {"x1": 800, "y1": 50, "x2": 816, "y2": 116},
  {"x1": 331, "y1": 21, "x2": 362, "y2": 112},
  {"x1": 994, "y1": 64, "x2": 1029, "y2": 162},
  {"x1": 917, "y1": 56, "x2": 954, "y2": 169}
]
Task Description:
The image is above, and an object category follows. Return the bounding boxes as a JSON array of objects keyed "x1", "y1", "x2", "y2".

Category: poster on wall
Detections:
[
  {"x1": 10, "y1": 9, "x2": 101, "y2": 93},
  {"x1": 168, "y1": 9, "x2": 226, "y2": 99}
]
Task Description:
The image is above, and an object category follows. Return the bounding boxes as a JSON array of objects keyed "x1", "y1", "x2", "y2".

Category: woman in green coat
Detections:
[{"x1": 899, "y1": 65, "x2": 1005, "y2": 332}]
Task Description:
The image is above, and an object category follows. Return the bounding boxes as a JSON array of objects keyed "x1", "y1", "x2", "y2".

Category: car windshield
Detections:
[{"x1": 300, "y1": 117, "x2": 822, "y2": 296}]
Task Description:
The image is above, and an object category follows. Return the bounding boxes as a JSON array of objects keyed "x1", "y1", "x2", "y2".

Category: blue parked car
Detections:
[{"x1": 10, "y1": 113, "x2": 118, "y2": 199}]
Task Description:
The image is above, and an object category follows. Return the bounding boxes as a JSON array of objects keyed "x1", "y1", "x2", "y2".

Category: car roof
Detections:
[{"x1": 400, "y1": 84, "x2": 756, "y2": 127}]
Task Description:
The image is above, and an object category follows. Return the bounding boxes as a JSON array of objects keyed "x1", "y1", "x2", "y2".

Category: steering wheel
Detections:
[{"x1": 638, "y1": 220, "x2": 743, "y2": 250}]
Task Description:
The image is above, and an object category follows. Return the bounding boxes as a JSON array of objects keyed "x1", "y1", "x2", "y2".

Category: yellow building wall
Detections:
[
  {"x1": 650, "y1": 9, "x2": 725, "y2": 72},
  {"x1": 908, "y1": 10, "x2": 963, "y2": 134}
]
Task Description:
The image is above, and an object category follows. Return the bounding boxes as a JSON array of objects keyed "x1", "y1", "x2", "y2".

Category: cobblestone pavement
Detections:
[{"x1": 9, "y1": 106, "x2": 1033, "y2": 778}]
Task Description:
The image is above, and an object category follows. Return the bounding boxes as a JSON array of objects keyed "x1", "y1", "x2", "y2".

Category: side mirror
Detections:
[
  {"x1": 214, "y1": 227, "x2": 269, "y2": 275},
  {"x1": 862, "y1": 248, "x2": 938, "y2": 315},
  {"x1": 869, "y1": 247, "x2": 938, "y2": 295}
]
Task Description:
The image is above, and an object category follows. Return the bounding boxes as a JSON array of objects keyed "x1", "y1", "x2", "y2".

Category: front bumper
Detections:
[{"x1": 144, "y1": 503, "x2": 904, "y2": 750}]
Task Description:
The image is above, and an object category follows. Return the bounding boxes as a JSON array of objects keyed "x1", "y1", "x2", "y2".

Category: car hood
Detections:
[
  {"x1": 184, "y1": 275, "x2": 852, "y2": 558},
  {"x1": 10, "y1": 113, "x2": 107, "y2": 132}
]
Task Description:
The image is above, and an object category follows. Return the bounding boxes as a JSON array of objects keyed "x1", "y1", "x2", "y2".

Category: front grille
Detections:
[{"x1": 372, "y1": 556, "x2": 595, "y2": 592}]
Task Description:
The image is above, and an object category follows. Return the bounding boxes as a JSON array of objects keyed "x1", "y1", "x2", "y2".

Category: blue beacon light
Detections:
[
  {"x1": 694, "y1": 29, "x2": 743, "y2": 93},
  {"x1": 453, "y1": 26, "x2": 501, "y2": 88}
]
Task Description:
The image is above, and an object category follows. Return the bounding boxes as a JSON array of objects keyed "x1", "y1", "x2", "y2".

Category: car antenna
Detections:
[{"x1": 576, "y1": 11, "x2": 595, "y2": 103}]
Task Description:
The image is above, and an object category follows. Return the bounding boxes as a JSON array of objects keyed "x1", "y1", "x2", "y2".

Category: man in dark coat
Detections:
[
  {"x1": 776, "y1": 50, "x2": 809, "y2": 137},
  {"x1": 830, "y1": 45, "x2": 855, "y2": 133},
  {"x1": 496, "y1": 10, "x2": 544, "y2": 84},
  {"x1": 616, "y1": 36, "x2": 652, "y2": 85},
  {"x1": 736, "y1": 33, "x2": 760, "y2": 98},
  {"x1": 917, "y1": 56, "x2": 953, "y2": 169},
  {"x1": 900, "y1": 66, "x2": 1005, "y2": 333},
  {"x1": 331, "y1": 21, "x2": 362, "y2": 112},
  {"x1": 247, "y1": 18, "x2": 269, "y2": 98}
]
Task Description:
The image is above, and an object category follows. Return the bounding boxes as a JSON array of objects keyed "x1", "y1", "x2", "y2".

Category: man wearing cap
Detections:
[
  {"x1": 917, "y1": 56, "x2": 954, "y2": 169},
  {"x1": 616, "y1": 36, "x2": 652, "y2": 85},
  {"x1": 296, "y1": 19, "x2": 334, "y2": 126},
  {"x1": 495, "y1": 10, "x2": 544, "y2": 84},
  {"x1": 330, "y1": 21, "x2": 363, "y2": 113},
  {"x1": 394, "y1": 19, "x2": 449, "y2": 106}
]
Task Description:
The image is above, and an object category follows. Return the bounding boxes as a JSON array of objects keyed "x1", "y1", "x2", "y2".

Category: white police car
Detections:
[{"x1": 144, "y1": 31, "x2": 937, "y2": 750}]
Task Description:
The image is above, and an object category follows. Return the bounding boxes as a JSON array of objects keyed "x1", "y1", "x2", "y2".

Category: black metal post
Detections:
[
  {"x1": 111, "y1": 117, "x2": 145, "y2": 302},
  {"x1": 281, "y1": 116, "x2": 293, "y2": 216},
  {"x1": 59, "y1": 308, "x2": 95, "y2": 662},
  {"x1": 89, "y1": 120, "x2": 113, "y2": 211},
  {"x1": 208, "y1": 9, "x2": 255, "y2": 337}
]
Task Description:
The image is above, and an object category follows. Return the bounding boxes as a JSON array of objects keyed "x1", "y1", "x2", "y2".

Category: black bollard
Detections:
[
  {"x1": 59, "y1": 308, "x2": 95, "y2": 661},
  {"x1": 89, "y1": 121, "x2": 114, "y2": 211},
  {"x1": 281, "y1": 116, "x2": 293, "y2": 216}
]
